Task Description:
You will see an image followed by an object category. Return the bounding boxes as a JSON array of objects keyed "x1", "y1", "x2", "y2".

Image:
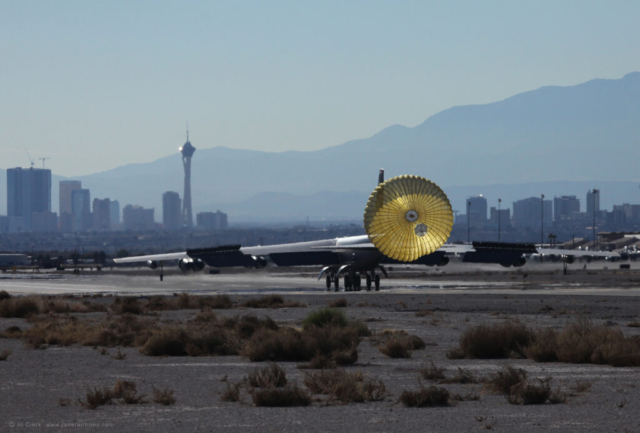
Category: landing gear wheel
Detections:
[
  {"x1": 366, "y1": 275, "x2": 372, "y2": 291},
  {"x1": 345, "y1": 275, "x2": 352, "y2": 292},
  {"x1": 354, "y1": 275, "x2": 361, "y2": 291},
  {"x1": 326, "y1": 275, "x2": 332, "y2": 290},
  {"x1": 334, "y1": 277, "x2": 340, "y2": 292},
  {"x1": 374, "y1": 275, "x2": 380, "y2": 291}
]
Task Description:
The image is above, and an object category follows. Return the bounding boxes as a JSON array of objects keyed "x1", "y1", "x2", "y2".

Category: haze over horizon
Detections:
[{"x1": 3, "y1": 1, "x2": 640, "y2": 176}]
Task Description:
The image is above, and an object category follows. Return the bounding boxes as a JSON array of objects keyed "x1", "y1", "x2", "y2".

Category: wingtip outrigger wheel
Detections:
[{"x1": 364, "y1": 175, "x2": 454, "y2": 263}]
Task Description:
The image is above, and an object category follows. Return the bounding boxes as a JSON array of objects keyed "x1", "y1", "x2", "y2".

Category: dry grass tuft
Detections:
[
  {"x1": 506, "y1": 377, "x2": 566, "y2": 405},
  {"x1": 399, "y1": 384, "x2": 450, "y2": 407},
  {"x1": 523, "y1": 327, "x2": 558, "y2": 362},
  {"x1": 304, "y1": 369, "x2": 387, "y2": 404},
  {"x1": 457, "y1": 320, "x2": 533, "y2": 359},
  {"x1": 328, "y1": 298, "x2": 348, "y2": 308},
  {"x1": 416, "y1": 310, "x2": 432, "y2": 317},
  {"x1": 79, "y1": 387, "x2": 113, "y2": 409},
  {"x1": 0, "y1": 297, "x2": 40, "y2": 318},
  {"x1": 146, "y1": 293, "x2": 234, "y2": 311},
  {"x1": 152, "y1": 387, "x2": 176, "y2": 405},
  {"x1": 221, "y1": 382, "x2": 242, "y2": 402},
  {"x1": 302, "y1": 308, "x2": 348, "y2": 328},
  {"x1": 242, "y1": 295, "x2": 306, "y2": 309},
  {"x1": 248, "y1": 363, "x2": 288, "y2": 388},
  {"x1": 251, "y1": 385, "x2": 311, "y2": 407},
  {"x1": 0, "y1": 349, "x2": 11, "y2": 361},
  {"x1": 110, "y1": 348, "x2": 127, "y2": 360},
  {"x1": 0, "y1": 290, "x2": 12, "y2": 301},
  {"x1": 420, "y1": 362, "x2": 446, "y2": 381},
  {"x1": 379, "y1": 336, "x2": 412, "y2": 358},
  {"x1": 112, "y1": 380, "x2": 146, "y2": 404},
  {"x1": 484, "y1": 365, "x2": 527, "y2": 395},
  {"x1": 243, "y1": 324, "x2": 361, "y2": 365},
  {"x1": 441, "y1": 368, "x2": 478, "y2": 384}
]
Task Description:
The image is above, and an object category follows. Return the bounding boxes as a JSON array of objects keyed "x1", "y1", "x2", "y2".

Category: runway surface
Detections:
[{"x1": 1, "y1": 260, "x2": 640, "y2": 297}]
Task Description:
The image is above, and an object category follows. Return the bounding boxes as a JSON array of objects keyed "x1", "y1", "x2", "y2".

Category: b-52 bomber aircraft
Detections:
[{"x1": 114, "y1": 170, "x2": 616, "y2": 290}]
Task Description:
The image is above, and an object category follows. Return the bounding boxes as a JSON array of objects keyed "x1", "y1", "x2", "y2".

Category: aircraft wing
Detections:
[
  {"x1": 536, "y1": 248, "x2": 618, "y2": 258},
  {"x1": 113, "y1": 252, "x2": 188, "y2": 264}
]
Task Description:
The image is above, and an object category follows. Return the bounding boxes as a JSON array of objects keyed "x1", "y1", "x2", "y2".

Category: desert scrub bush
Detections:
[
  {"x1": 79, "y1": 386, "x2": 114, "y2": 409},
  {"x1": 420, "y1": 362, "x2": 446, "y2": 381},
  {"x1": 523, "y1": 327, "x2": 558, "y2": 362},
  {"x1": 221, "y1": 382, "x2": 242, "y2": 402},
  {"x1": 251, "y1": 385, "x2": 311, "y2": 407},
  {"x1": 145, "y1": 293, "x2": 234, "y2": 311},
  {"x1": 484, "y1": 364, "x2": 527, "y2": 395},
  {"x1": 399, "y1": 384, "x2": 450, "y2": 407},
  {"x1": 379, "y1": 336, "x2": 412, "y2": 358},
  {"x1": 248, "y1": 363, "x2": 288, "y2": 388},
  {"x1": 152, "y1": 387, "x2": 176, "y2": 405},
  {"x1": 304, "y1": 369, "x2": 386, "y2": 404},
  {"x1": 0, "y1": 349, "x2": 11, "y2": 361},
  {"x1": 111, "y1": 297, "x2": 145, "y2": 315},
  {"x1": 506, "y1": 378, "x2": 565, "y2": 405},
  {"x1": 243, "y1": 324, "x2": 361, "y2": 364},
  {"x1": 303, "y1": 308, "x2": 348, "y2": 328},
  {"x1": 0, "y1": 297, "x2": 39, "y2": 318},
  {"x1": 441, "y1": 368, "x2": 478, "y2": 384},
  {"x1": 242, "y1": 295, "x2": 305, "y2": 309},
  {"x1": 112, "y1": 380, "x2": 146, "y2": 404},
  {"x1": 0, "y1": 290, "x2": 11, "y2": 301},
  {"x1": 327, "y1": 298, "x2": 347, "y2": 308},
  {"x1": 457, "y1": 320, "x2": 533, "y2": 359}
]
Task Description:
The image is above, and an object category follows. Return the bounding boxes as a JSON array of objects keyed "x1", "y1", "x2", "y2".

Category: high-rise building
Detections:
[
  {"x1": 466, "y1": 195, "x2": 488, "y2": 226},
  {"x1": 512, "y1": 197, "x2": 552, "y2": 228},
  {"x1": 587, "y1": 190, "x2": 600, "y2": 216},
  {"x1": 31, "y1": 211, "x2": 58, "y2": 233},
  {"x1": 123, "y1": 205, "x2": 155, "y2": 231},
  {"x1": 71, "y1": 189, "x2": 91, "y2": 231},
  {"x1": 162, "y1": 191, "x2": 182, "y2": 230},
  {"x1": 553, "y1": 195, "x2": 580, "y2": 221},
  {"x1": 93, "y1": 198, "x2": 111, "y2": 231},
  {"x1": 196, "y1": 210, "x2": 228, "y2": 230},
  {"x1": 489, "y1": 207, "x2": 511, "y2": 227},
  {"x1": 180, "y1": 130, "x2": 196, "y2": 229},
  {"x1": 110, "y1": 200, "x2": 120, "y2": 226},
  {"x1": 7, "y1": 167, "x2": 52, "y2": 230},
  {"x1": 59, "y1": 180, "x2": 82, "y2": 215}
]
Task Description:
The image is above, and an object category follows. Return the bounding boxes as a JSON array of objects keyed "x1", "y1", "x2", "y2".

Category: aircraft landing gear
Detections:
[
  {"x1": 334, "y1": 276, "x2": 340, "y2": 292},
  {"x1": 326, "y1": 275, "x2": 332, "y2": 290},
  {"x1": 344, "y1": 275, "x2": 352, "y2": 291},
  {"x1": 159, "y1": 263, "x2": 164, "y2": 281},
  {"x1": 374, "y1": 274, "x2": 380, "y2": 291},
  {"x1": 365, "y1": 274, "x2": 372, "y2": 291},
  {"x1": 354, "y1": 274, "x2": 361, "y2": 291}
]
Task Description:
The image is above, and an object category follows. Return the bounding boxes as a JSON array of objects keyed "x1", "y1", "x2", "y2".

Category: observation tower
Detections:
[{"x1": 180, "y1": 129, "x2": 196, "y2": 228}]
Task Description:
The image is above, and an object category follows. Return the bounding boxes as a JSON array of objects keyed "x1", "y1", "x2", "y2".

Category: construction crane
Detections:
[
  {"x1": 39, "y1": 157, "x2": 51, "y2": 169},
  {"x1": 25, "y1": 149, "x2": 35, "y2": 168}
]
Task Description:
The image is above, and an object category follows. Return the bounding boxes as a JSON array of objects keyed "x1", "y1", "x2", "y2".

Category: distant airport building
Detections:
[
  {"x1": 7, "y1": 167, "x2": 52, "y2": 230},
  {"x1": 31, "y1": 211, "x2": 58, "y2": 233},
  {"x1": 93, "y1": 198, "x2": 112, "y2": 231},
  {"x1": 123, "y1": 205, "x2": 155, "y2": 231},
  {"x1": 554, "y1": 195, "x2": 580, "y2": 221},
  {"x1": 466, "y1": 195, "x2": 488, "y2": 226},
  {"x1": 197, "y1": 211, "x2": 228, "y2": 230},
  {"x1": 71, "y1": 189, "x2": 92, "y2": 231},
  {"x1": 489, "y1": 207, "x2": 510, "y2": 227},
  {"x1": 110, "y1": 200, "x2": 120, "y2": 227},
  {"x1": 512, "y1": 197, "x2": 552, "y2": 228},
  {"x1": 162, "y1": 191, "x2": 182, "y2": 230}
]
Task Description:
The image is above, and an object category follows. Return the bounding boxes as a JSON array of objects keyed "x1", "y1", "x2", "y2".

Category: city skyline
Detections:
[{"x1": 2, "y1": 1, "x2": 640, "y2": 176}]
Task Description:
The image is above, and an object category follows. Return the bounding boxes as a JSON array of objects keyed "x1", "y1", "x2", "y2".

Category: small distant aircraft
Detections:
[{"x1": 114, "y1": 170, "x2": 619, "y2": 289}]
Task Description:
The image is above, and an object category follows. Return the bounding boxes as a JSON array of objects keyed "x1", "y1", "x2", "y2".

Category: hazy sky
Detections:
[{"x1": 2, "y1": 0, "x2": 639, "y2": 176}]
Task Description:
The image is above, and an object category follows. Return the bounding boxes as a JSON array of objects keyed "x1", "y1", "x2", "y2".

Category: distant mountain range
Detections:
[{"x1": 2, "y1": 73, "x2": 640, "y2": 222}]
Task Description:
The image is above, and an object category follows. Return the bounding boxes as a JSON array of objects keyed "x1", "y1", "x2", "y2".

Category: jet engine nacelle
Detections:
[
  {"x1": 178, "y1": 258, "x2": 205, "y2": 272},
  {"x1": 251, "y1": 255, "x2": 268, "y2": 269},
  {"x1": 146, "y1": 260, "x2": 158, "y2": 270},
  {"x1": 500, "y1": 256, "x2": 526, "y2": 268},
  {"x1": 437, "y1": 256, "x2": 449, "y2": 266}
]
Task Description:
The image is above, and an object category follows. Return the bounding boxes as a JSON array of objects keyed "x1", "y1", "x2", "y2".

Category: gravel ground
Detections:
[{"x1": 2, "y1": 272, "x2": 640, "y2": 432}]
